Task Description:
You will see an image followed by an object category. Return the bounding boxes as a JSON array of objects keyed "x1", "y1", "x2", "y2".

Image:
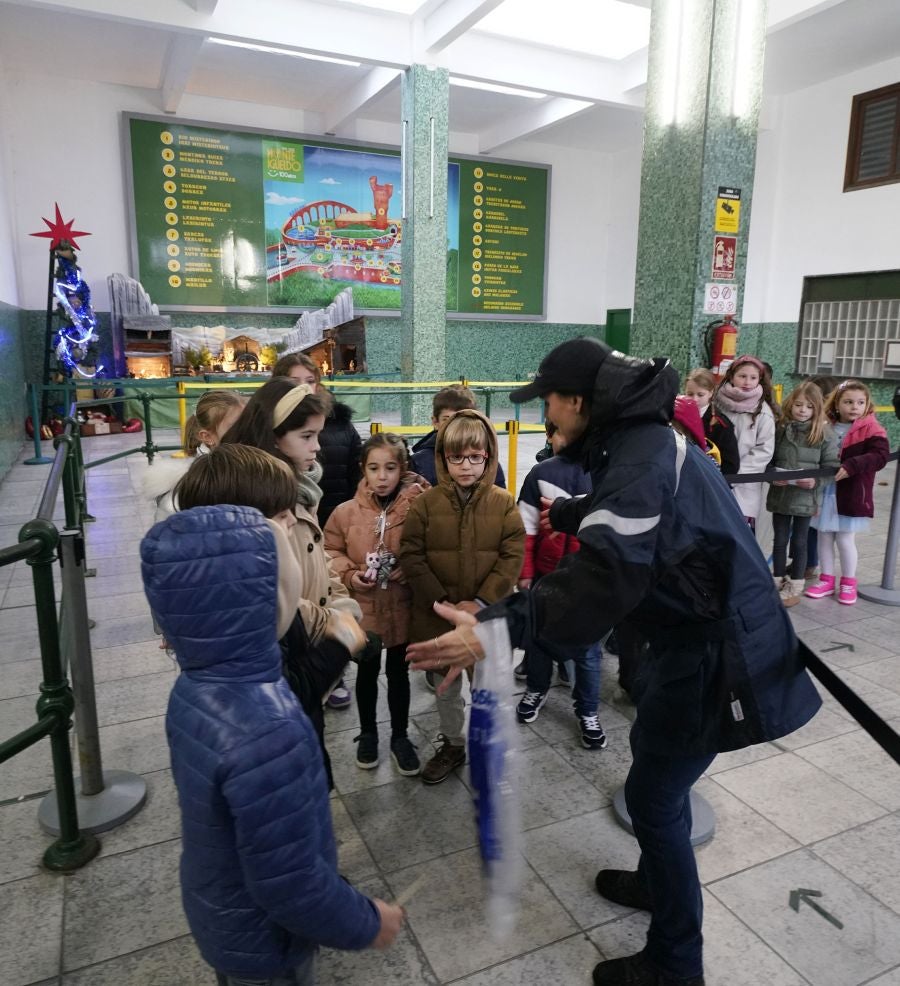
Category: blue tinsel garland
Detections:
[{"x1": 53, "y1": 253, "x2": 104, "y2": 378}]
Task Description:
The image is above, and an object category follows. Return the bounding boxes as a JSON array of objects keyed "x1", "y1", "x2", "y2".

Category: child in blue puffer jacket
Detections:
[{"x1": 141, "y1": 503, "x2": 404, "y2": 985}]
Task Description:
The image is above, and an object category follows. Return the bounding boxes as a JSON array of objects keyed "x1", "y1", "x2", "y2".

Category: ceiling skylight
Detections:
[
  {"x1": 330, "y1": 0, "x2": 429, "y2": 13},
  {"x1": 207, "y1": 39, "x2": 361, "y2": 67},
  {"x1": 450, "y1": 77, "x2": 547, "y2": 99},
  {"x1": 475, "y1": 0, "x2": 650, "y2": 60}
]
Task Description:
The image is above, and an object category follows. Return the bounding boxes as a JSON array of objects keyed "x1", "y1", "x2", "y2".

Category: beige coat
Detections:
[
  {"x1": 290, "y1": 502, "x2": 361, "y2": 643},
  {"x1": 324, "y1": 473, "x2": 429, "y2": 647},
  {"x1": 398, "y1": 409, "x2": 525, "y2": 642}
]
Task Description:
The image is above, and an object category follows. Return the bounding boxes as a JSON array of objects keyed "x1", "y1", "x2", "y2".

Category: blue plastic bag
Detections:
[{"x1": 469, "y1": 617, "x2": 523, "y2": 938}]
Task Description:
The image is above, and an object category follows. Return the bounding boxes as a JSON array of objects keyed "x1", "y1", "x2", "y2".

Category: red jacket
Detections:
[{"x1": 835, "y1": 414, "x2": 889, "y2": 518}]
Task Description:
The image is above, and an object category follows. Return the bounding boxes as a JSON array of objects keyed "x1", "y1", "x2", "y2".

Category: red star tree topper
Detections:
[{"x1": 29, "y1": 203, "x2": 91, "y2": 250}]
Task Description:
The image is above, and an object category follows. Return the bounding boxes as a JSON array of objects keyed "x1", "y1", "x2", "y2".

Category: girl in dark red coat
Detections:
[{"x1": 806, "y1": 380, "x2": 889, "y2": 605}]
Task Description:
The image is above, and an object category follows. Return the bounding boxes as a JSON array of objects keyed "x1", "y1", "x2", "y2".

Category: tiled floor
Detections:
[{"x1": 2, "y1": 415, "x2": 900, "y2": 985}]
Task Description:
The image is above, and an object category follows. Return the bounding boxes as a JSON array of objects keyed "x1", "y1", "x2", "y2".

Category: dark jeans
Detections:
[
  {"x1": 355, "y1": 642, "x2": 410, "y2": 737},
  {"x1": 807, "y1": 526, "x2": 819, "y2": 568},
  {"x1": 772, "y1": 513, "x2": 811, "y2": 579},
  {"x1": 626, "y1": 724, "x2": 716, "y2": 979},
  {"x1": 525, "y1": 639, "x2": 601, "y2": 717}
]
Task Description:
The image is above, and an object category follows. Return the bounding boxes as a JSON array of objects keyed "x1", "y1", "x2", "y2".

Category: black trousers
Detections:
[{"x1": 355, "y1": 642, "x2": 410, "y2": 737}]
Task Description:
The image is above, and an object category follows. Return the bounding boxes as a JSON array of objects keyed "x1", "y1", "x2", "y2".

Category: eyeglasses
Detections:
[{"x1": 446, "y1": 453, "x2": 488, "y2": 466}]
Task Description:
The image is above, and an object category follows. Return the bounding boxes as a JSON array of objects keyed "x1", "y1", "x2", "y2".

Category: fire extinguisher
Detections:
[{"x1": 704, "y1": 315, "x2": 739, "y2": 379}]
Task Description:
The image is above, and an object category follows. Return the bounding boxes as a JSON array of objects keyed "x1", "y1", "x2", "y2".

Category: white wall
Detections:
[
  {"x1": 744, "y1": 54, "x2": 900, "y2": 323},
  {"x1": 4, "y1": 72, "x2": 617, "y2": 324},
  {"x1": 0, "y1": 55, "x2": 20, "y2": 306}
]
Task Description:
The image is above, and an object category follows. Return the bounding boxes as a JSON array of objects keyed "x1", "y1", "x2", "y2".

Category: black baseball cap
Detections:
[{"x1": 509, "y1": 337, "x2": 611, "y2": 403}]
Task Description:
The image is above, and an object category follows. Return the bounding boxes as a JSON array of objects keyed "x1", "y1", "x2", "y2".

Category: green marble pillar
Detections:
[
  {"x1": 400, "y1": 64, "x2": 449, "y2": 424},
  {"x1": 632, "y1": 0, "x2": 767, "y2": 375}
]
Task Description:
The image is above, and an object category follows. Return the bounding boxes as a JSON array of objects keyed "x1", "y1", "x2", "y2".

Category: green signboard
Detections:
[{"x1": 127, "y1": 115, "x2": 549, "y2": 317}]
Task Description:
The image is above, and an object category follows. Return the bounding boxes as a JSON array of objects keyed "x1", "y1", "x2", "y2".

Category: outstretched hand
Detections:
[{"x1": 406, "y1": 602, "x2": 485, "y2": 693}]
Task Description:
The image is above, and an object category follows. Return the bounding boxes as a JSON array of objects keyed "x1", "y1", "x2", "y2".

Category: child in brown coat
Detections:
[
  {"x1": 324, "y1": 434, "x2": 429, "y2": 776},
  {"x1": 399, "y1": 409, "x2": 525, "y2": 784}
]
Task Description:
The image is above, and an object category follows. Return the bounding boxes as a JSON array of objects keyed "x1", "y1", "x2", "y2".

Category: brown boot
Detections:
[{"x1": 421, "y1": 735, "x2": 465, "y2": 785}]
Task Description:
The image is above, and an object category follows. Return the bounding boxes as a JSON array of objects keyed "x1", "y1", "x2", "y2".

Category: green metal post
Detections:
[
  {"x1": 68, "y1": 415, "x2": 94, "y2": 523},
  {"x1": 20, "y1": 518, "x2": 100, "y2": 870},
  {"x1": 24, "y1": 384, "x2": 53, "y2": 465},
  {"x1": 60, "y1": 438, "x2": 79, "y2": 531},
  {"x1": 140, "y1": 392, "x2": 156, "y2": 463}
]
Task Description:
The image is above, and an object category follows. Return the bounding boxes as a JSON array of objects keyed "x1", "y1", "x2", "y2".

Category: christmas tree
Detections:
[{"x1": 31, "y1": 204, "x2": 103, "y2": 379}]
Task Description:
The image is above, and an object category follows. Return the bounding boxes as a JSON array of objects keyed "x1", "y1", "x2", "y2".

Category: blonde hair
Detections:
[
  {"x1": 686, "y1": 368, "x2": 716, "y2": 392},
  {"x1": 184, "y1": 391, "x2": 247, "y2": 455},
  {"x1": 824, "y1": 379, "x2": 875, "y2": 422},
  {"x1": 780, "y1": 382, "x2": 828, "y2": 447},
  {"x1": 441, "y1": 414, "x2": 490, "y2": 456}
]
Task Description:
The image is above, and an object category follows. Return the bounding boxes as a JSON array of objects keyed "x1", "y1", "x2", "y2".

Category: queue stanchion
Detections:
[
  {"x1": 506, "y1": 420, "x2": 519, "y2": 500},
  {"x1": 858, "y1": 447, "x2": 900, "y2": 606},
  {"x1": 612, "y1": 790, "x2": 716, "y2": 847},
  {"x1": 38, "y1": 529, "x2": 147, "y2": 835},
  {"x1": 24, "y1": 384, "x2": 53, "y2": 465}
]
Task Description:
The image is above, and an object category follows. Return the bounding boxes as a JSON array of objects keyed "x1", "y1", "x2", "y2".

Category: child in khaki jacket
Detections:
[{"x1": 399, "y1": 409, "x2": 524, "y2": 784}]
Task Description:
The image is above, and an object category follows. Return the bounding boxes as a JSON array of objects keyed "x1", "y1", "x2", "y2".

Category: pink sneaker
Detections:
[
  {"x1": 804, "y1": 574, "x2": 836, "y2": 599},
  {"x1": 837, "y1": 577, "x2": 858, "y2": 605}
]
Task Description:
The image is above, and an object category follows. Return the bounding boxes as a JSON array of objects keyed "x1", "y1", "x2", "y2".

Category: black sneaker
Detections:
[
  {"x1": 424, "y1": 670, "x2": 436, "y2": 692},
  {"x1": 579, "y1": 713, "x2": 608, "y2": 750},
  {"x1": 390, "y1": 736, "x2": 421, "y2": 777},
  {"x1": 513, "y1": 660, "x2": 528, "y2": 681},
  {"x1": 595, "y1": 869, "x2": 653, "y2": 912},
  {"x1": 516, "y1": 689, "x2": 549, "y2": 724},
  {"x1": 354, "y1": 732, "x2": 379, "y2": 769},
  {"x1": 593, "y1": 951, "x2": 704, "y2": 985}
]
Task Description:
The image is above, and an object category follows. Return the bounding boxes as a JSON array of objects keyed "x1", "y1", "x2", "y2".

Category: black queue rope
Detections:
[
  {"x1": 723, "y1": 448, "x2": 900, "y2": 485},
  {"x1": 720, "y1": 448, "x2": 900, "y2": 765}
]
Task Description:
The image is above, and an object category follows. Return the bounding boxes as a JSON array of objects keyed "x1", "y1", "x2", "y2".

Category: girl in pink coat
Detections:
[{"x1": 324, "y1": 434, "x2": 429, "y2": 776}]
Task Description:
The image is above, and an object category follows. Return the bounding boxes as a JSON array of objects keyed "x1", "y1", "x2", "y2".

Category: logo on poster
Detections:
[{"x1": 264, "y1": 142, "x2": 304, "y2": 182}]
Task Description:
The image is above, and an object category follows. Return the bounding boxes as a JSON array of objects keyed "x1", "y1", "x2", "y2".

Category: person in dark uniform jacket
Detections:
[{"x1": 410, "y1": 339, "x2": 821, "y2": 986}]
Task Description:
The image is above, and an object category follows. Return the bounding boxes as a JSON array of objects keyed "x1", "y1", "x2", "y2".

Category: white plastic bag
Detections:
[{"x1": 469, "y1": 617, "x2": 523, "y2": 939}]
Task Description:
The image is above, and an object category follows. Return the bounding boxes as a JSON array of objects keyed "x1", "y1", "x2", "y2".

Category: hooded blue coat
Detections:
[
  {"x1": 141, "y1": 505, "x2": 379, "y2": 977},
  {"x1": 484, "y1": 350, "x2": 821, "y2": 757}
]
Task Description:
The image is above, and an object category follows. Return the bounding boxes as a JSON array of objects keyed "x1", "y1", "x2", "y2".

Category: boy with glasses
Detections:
[{"x1": 399, "y1": 409, "x2": 524, "y2": 783}]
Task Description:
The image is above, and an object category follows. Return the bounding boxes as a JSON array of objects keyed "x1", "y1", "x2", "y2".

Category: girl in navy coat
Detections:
[{"x1": 141, "y1": 504, "x2": 403, "y2": 984}]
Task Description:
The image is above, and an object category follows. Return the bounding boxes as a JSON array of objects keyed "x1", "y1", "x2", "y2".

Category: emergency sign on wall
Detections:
[
  {"x1": 703, "y1": 282, "x2": 739, "y2": 315},
  {"x1": 714, "y1": 186, "x2": 741, "y2": 233},
  {"x1": 711, "y1": 235, "x2": 737, "y2": 279}
]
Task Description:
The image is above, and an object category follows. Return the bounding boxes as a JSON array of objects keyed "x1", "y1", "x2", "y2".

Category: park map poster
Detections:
[{"x1": 126, "y1": 115, "x2": 549, "y2": 318}]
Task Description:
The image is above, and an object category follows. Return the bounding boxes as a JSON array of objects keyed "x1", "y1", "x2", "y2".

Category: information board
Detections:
[{"x1": 126, "y1": 115, "x2": 549, "y2": 317}]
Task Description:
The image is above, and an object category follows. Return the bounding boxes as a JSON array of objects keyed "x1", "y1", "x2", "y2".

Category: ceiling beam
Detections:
[
  {"x1": 619, "y1": 47, "x2": 648, "y2": 97},
  {"x1": 423, "y1": 0, "x2": 504, "y2": 53},
  {"x1": 435, "y1": 30, "x2": 642, "y2": 108},
  {"x1": 160, "y1": 32, "x2": 206, "y2": 113},
  {"x1": 323, "y1": 66, "x2": 400, "y2": 134},
  {"x1": 479, "y1": 96, "x2": 593, "y2": 153},
  {"x1": 185, "y1": 0, "x2": 218, "y2": 13},
  {"x1": 767, "y1": 0, "x2": 846, "y2": 33},
  {"x1": 0, "y1": 0, "x2": 412, "y2": 68}
]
